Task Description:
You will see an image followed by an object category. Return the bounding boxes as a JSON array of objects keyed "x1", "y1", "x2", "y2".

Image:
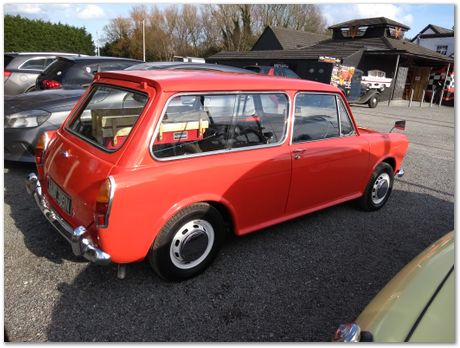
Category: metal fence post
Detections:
[
  {"x1": 408, "y1": 89, "x2": 414, "y2": 107},
  {"x1": 430, "y1": 88, "x2": 435, "y2": 107},
  {"x1": 420, "y1": 90, "x2": 425, "y2": 107}
]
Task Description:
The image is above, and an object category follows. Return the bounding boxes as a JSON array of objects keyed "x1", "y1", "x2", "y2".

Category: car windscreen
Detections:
[{"x1": 66, "y1": 84, "x2": 148, "y2": 152}]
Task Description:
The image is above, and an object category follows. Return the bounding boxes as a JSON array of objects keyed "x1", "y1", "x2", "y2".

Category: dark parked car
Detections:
[
  {"x1": 244, "y1": 64, "x2": 300, "y2": 78},
  {"x1": 5, "y1": 57, "x2": 140, "y2": 162},
  {"x1": 35, "y1": 56, "x2": 141, "y2": 90},
  {"x1": 126, "y1": 61, "x2": 256, "y2": 73},
  {"x1": 4, "y1": 52, "x2": 81, "y2": 95},
  {"x1": 4, "y1": 61, "x2": 250, "y2": 162}
]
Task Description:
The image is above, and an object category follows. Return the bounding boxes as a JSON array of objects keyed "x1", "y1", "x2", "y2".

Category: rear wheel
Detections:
[
  {"x1": 148, "y1": 203, "x2": 224, "y2": 281},
  {"x1": 358, "y1": 163, "x2": 394, "y2": 211}
]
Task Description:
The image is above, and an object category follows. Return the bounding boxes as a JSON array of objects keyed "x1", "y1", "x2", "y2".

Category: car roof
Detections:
[
  {"x1": 96, "y1": 69, "x2": 339, "y2": 93},
  {"x1": 126, "y1": 62, "x2": 255, "y2": 73},
  {"x1": 5, "y1": 52, "x2": 83, "y2": 57},
  {"x1": 58, "y1": 56, "x2": 141, "y2": 63}
]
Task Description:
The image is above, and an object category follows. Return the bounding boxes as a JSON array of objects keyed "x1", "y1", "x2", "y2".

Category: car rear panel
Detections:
[{"x1": 42, "y1": 130, "x2": 116, "y2": 228}]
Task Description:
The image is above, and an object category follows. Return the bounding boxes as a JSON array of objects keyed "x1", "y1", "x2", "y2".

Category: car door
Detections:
[{"x1": 286, "y1": 92, "x2": 370, "y2": 215}]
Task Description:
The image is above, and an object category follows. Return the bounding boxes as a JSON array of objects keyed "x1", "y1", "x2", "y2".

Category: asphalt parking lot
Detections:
[{"x1": 4, "y1": 103, "x2": 454, "y2": 342}]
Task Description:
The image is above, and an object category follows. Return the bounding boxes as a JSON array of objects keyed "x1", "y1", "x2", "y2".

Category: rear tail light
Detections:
[
  {"x1": 35, "y1": 131, "x2": 52, "y2": 165},
  {"x1": 4, "y1": 70, "x2": 11, "y2": 78},
  {"x1": 41, "y1": 79, "x2": 62, "y2": 89},
  {"x1": 95, "y1": 177, "x2": 115, "y2": 228}
]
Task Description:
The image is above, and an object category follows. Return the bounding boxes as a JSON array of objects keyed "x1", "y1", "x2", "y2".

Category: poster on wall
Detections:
[{"x1": 330, "y1": 65, "x2": 356, "y2": 89}]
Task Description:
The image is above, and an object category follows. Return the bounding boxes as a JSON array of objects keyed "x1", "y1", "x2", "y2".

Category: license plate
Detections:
[{"x1": 47, "y1": 178, "x2": 72, "y2": 214}]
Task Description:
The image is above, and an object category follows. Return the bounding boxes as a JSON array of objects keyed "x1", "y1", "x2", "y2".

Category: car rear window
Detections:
[
  {"x1": 40, "y1": 58, "x2": 74, "y2": 83},
  {"x1": 67, "y1": 85, "x2": 148, "y2": 151},
  {"x1": 39, "y1": 59, "x2": 138, "y2": 88}
]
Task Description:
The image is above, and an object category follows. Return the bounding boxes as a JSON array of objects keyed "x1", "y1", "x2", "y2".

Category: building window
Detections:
[
  {"x1": 436, "y1": 45, "x2": 448, "y2": 55},
  {"x1": 341, "y1": 26, "x2": 368, "y2": 38}
]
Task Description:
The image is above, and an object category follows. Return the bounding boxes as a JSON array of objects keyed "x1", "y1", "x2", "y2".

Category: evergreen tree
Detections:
[{"x1": 4, "y1": 15, "x2": 95, "y2": 54}]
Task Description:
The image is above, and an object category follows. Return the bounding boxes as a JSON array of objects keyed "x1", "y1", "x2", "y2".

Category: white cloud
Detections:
[
  {"x1": 76, "y1": 4, "x2": 106, "y2": 20},
  {"x1": 5, "y1": 4, "x2": 44, "y2": 15},
  {"x1": 322, "y1": 4, "x2": 413, "y2": 28}
]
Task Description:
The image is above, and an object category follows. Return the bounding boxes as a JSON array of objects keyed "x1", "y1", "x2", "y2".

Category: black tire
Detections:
[
  {"x1": 368, "y1": 96, "x2": 378, "y2": 108},
  {"x1": 358, "y1": 162, "x2": 394, "y2": 211},
  {"x1": 148, "y1": 203, "x2": 224, "y2": 281}
]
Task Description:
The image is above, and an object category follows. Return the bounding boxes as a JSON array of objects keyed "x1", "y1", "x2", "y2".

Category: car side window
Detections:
[
  {"x1": 152, "y1": 93, "x2": 288, "y2": 159},
  {"x1": 338, "y1": 97, "x2": 355, "y2": 136},
  {"x1": 292, "y1": 93, "x2": 339, "y2": 143},
  {"x1": 20, "y1": 58, "x2": 49, "y2": 70},
  {"x1": 231, "y1": 93, "x2": 288, "y2": 149}
]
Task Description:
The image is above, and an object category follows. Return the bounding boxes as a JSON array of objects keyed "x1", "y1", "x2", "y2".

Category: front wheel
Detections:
[
  {"x1": 148, "y1": 203, "x2": 225, "y2": 281},
  {"x1": 357, "y1": 163, "x2": 394, "y2": 211},
  {"x1": 368, "y1": 96, "x2": 378, "y2": 108}
]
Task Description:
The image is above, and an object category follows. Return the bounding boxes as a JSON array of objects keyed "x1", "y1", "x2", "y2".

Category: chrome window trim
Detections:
[
  {"x1": 149, "y1": 91, "x2": 292, "y2": 162},
  {"x1": 18, "y1": 56, "x2": 56, "y2": 71},
  {"x1": 290, "y1": 91, "x2": 356, "y2": 145},
  {"x1": 336, "y1": 95, "x2": 357, "y2": 137}
]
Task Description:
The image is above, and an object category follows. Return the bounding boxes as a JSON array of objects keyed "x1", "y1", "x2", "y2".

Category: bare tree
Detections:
[
  {"x1": 252, "y1": 4, "x2": 327, "y2": 34},
  {"x1": 102, "y1": 4, "x2": 328, "y2": 59}
]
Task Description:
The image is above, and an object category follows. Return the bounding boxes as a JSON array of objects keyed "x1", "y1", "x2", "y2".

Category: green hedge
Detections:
[{"x1": 4, "y1": 15, "x2": 94, "y2": 54}]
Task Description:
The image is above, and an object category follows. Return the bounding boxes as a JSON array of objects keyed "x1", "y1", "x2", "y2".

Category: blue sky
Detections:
[{"x1": 3, "y1": 3, "x2": 455, "y2": 48}]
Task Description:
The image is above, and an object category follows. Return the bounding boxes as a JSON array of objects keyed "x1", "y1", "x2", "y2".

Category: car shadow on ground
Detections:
[
  {"x1": 40, "y1": 189, "x2": 453, "y2": 342},
  {"x1": 4, "y1": 161, "x2": 84, "y2": 264}
]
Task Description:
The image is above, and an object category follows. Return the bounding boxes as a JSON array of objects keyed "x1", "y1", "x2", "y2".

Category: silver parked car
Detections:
[
  {"x1": 5, "y1": 62, "x2": 251, "y2": 162},
  {"x1": 5, "y1": 56, "x2": 141, "y2": 162},
  {"x1": 4, "y1": 52, "x2": 82, "y2": 95}
]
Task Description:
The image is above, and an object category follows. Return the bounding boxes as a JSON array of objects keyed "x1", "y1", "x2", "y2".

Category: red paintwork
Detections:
[{"x1": 39, "y1": 70, "x2": 409, "y2": 264}]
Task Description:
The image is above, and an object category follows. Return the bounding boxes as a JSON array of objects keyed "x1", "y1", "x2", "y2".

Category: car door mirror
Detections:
[{"x1": 390, "y1": 120, "x2": 406, "y2": 132}]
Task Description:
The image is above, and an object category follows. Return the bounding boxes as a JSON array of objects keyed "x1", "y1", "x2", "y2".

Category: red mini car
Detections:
[{"x1": 25, "y1": 70, "x2": 408, "y2": 281}]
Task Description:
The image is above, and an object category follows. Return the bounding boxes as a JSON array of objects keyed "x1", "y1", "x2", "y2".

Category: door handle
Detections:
[{"x1": 293, "y1": 149, "x2": 305, "y2": 160}]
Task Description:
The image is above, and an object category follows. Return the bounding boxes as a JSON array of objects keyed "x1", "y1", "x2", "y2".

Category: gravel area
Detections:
[{"x1": 4, "y1": 103, "x2": 454, "y2": 342}]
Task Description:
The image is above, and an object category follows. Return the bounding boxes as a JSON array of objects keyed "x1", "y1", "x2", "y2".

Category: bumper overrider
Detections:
[{"x1": 25, "y1": 173, "x2": 111, "y2": 265}]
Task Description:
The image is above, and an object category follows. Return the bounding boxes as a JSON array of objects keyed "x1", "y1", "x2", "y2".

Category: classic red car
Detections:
[{"x1": 25, "y1": 70, "x2": 408, "y2": 281}]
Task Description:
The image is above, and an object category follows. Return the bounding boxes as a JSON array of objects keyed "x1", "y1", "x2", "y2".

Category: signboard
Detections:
[{"x1": 319, "y1": 56, "x2": 341, "y2": 64}]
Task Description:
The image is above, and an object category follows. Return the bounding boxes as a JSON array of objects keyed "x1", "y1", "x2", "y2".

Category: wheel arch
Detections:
[
  {"x1": 204, "y1": 200, "x2": 235, "y2": 237},
  {"x1": 382, "y1": 157, "x2": 396, "y2": 173},
  {"x1": 158, "y1": 195, "x2": 238, "y2": 240}
]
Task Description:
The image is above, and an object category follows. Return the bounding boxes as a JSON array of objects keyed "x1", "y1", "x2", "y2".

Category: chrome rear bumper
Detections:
[{"x1": 25, "y1": 173, "x2": 111, "y2": 265}]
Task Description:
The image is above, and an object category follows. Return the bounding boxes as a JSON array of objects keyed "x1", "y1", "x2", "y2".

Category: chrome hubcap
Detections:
[
  {"x1": 371, "y1": 172, "x2": 390, "y2": 205},
  {"x1": 170, "y1": 219, "x2": 214, "y2": 269}
]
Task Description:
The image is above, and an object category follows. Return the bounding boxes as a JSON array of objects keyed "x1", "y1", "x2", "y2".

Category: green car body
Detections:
[{"x1": 337, "y1": 231, "x2": 454, "y2": 342}]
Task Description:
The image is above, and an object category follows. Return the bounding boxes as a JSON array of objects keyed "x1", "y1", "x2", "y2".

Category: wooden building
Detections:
[{"x1": 208, "y1": 17, "x2": 453, "y2": 102}]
